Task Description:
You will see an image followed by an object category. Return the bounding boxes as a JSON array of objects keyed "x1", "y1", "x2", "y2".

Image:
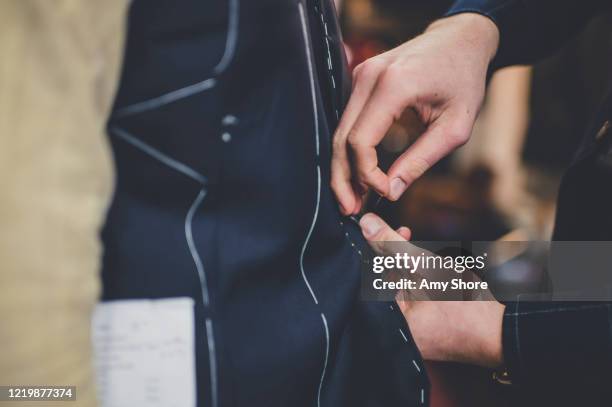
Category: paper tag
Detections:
[{"x1": 92, "y1": 297, "x2": 196, "y2": 407}]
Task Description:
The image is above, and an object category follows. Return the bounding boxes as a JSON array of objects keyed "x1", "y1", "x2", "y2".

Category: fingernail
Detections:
[
  {"x1": 360, "y1": 215, "x2": 382, "y2": 238},
  {"x1": 389, "y1": 178, "x2": 406, "y2": 200}
]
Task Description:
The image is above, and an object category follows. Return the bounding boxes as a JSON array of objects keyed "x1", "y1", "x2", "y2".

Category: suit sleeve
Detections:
[
  {"x1": 502, "y1": 301, "x2": 612, "y2": 386},
  {"x1": 446, "y1": 0, "x2": 608, "y2": 67}
]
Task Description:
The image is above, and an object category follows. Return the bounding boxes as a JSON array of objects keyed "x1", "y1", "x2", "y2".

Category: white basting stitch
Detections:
[
  {"x1": 213, "y1": 0, "x2": 240, "y2": 74},
  {"x1": 111, "y1": 127, "x2": 206, "y2": 184},
  {"x1": 299, "y1": 166, "x2": 322, "y2": 305},
  {"x1": 398, "y1": 328, "x2": 409, "y2": 343},
  {"x1": 205, "y1": 318, "x2": 219, "y2": 407},
  {"x1": 338, "y1": 220, "x2": 364, "y2": 259},
  {"x1": 412, "y1": 360, "x2": 421, "y2": 373},
  {"x1": 318, "y1": 313, "x2": 330, "y2": 407},
  {"x1": 421, "y1": 388, "x2": 425, "y2": 404},
  {"x1": 331, "y1": 76, "x2": 336, "y2": 89},
  {"x1": 389, "y1": 304, "x2": 394, "y2": 311},
  {"x1": 299, "y1": 2, "x2": 320, "y2": 156},
  {"x1": 114, "y1": 78, "x2": 216, "y2": 118}
]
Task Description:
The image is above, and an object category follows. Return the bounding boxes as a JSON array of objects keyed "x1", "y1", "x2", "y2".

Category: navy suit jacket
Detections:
[{"x1": 102, "y1": 1, "x2": 426, "y2": 406}]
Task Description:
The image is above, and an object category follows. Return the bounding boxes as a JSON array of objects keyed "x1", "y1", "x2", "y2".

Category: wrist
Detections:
[
  {"x1": 427, "y1": 13, "x2": 500, "y2": 64},
  {"x1": 481, "y1": 302, "x2": 505, "y2": 368}
]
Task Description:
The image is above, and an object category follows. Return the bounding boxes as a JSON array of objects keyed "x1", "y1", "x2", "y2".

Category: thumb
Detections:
[{"x1": 359, "y1": 213, "x2": 408, "y2": 255}]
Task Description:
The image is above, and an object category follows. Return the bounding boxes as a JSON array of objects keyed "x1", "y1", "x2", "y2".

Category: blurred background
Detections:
[
  {"x1": 337, "y1": 1, "x2": 612, "y2": 405},
  {"x1": 340, "y1": 0, "x2": 612, "y2": 243}
]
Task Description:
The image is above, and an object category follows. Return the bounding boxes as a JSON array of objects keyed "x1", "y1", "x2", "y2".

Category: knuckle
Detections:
[
  {"x1": 356, "y1": 58, "x2": 383, "y2": 80},
  {"x1": 346, "y1": 128, "x2": 362, "y2": 147},
  {"x1": 445, "y1": 130, "x2": 470, "y2": 148},
  {"x1": 384, "y1": 63, "x2": 405, "y2": 81},
  {"x1": 352, "y1": 63, "x2": 364, "y2": 80},
  {"x1": 357, "y1": 166, "x2": 378, "y2": 183},
  {"x1": 332, "y1": 134, "x2": 345, "y2": 150}
]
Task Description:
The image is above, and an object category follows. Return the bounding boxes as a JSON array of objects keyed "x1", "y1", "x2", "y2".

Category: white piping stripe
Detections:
[
  {"x1": 205, "y1": 318, "x2": 219, "y2": 407},
  {"x1": 318, "y1": 313, "x2": 330, "y2": 407},
  {"x1": 213, "y1": 0, "x2": 239, "y2": 75},
  {"x1": 298, "y1": 5, "x2": 331, "y2": 407},
  {"x1": 114, "y1": 78, "x2": 216, "y2": 118},
  {"x1": 185, "y1": 189, "x2": 211, "y2": 307},
  {"x1": 299, "y1": 2, "x2": 320, "y2": 156},
  {"x1": 111, "y1": 127, "x2": 206, "y2": 184},
  {"x1": 398, "y1": 328, "x2": 408, "y2": 342},
  {"x1": 186, "y1": 191, "x2": 218, "y2": 407},
  {"x1": 299, "y1": 165, "x2": 322, "y2": 305},
  {"x1": 113, "y1": 0, "x2": 238, "y2": 118}
]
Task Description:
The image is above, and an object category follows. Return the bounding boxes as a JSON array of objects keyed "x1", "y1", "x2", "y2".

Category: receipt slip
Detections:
[{"x1": 92, "y1": 298, "x2": 196, "y2": 407}]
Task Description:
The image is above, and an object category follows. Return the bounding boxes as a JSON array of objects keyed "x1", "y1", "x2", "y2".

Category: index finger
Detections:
[{"x1": 346, "y1": 76, "x2": 411, "y2": 197}]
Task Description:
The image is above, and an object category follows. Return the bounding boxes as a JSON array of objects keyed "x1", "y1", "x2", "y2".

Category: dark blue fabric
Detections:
[{"x1": 102, "y1": 1, "x2": 426, "y2": 406}]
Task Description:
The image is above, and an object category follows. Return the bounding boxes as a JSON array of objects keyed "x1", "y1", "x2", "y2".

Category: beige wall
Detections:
[{"x1": 0, "y1": 2, "x2": 127, "y2": 406}]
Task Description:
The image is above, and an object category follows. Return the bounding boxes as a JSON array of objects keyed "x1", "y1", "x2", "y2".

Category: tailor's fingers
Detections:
[
  {"x1": 387, "y1": 108, "x2": 472, "y2": 200},
  {"x1": 332, "y1": 59, "x2": 386, "y2": 214}
]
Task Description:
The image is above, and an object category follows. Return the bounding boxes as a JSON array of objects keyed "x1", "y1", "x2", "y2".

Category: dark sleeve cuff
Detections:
[
  {"x1": 445, "y1": 0, "x2": 533, "y2": 68},
  {"x1": 502, "y1": 301, "x2": 612, "y2": 386}
]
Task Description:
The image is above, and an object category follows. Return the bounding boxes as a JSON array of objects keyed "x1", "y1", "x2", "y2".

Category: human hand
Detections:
[
  {"x1": 332, "y1": 14, "x2": 500, "y2": 215},
  {"x1": 359, "y1": 213, "x2": 505, "y2": 368}
]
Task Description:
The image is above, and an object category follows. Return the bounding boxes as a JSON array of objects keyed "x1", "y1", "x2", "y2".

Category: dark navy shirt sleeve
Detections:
[
  {"x1": 502, "y1": 301, "x2": 612, "y2": 392},
  {"x1": 445, "y1": 0, "x2": 609, "y2": 67}
]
